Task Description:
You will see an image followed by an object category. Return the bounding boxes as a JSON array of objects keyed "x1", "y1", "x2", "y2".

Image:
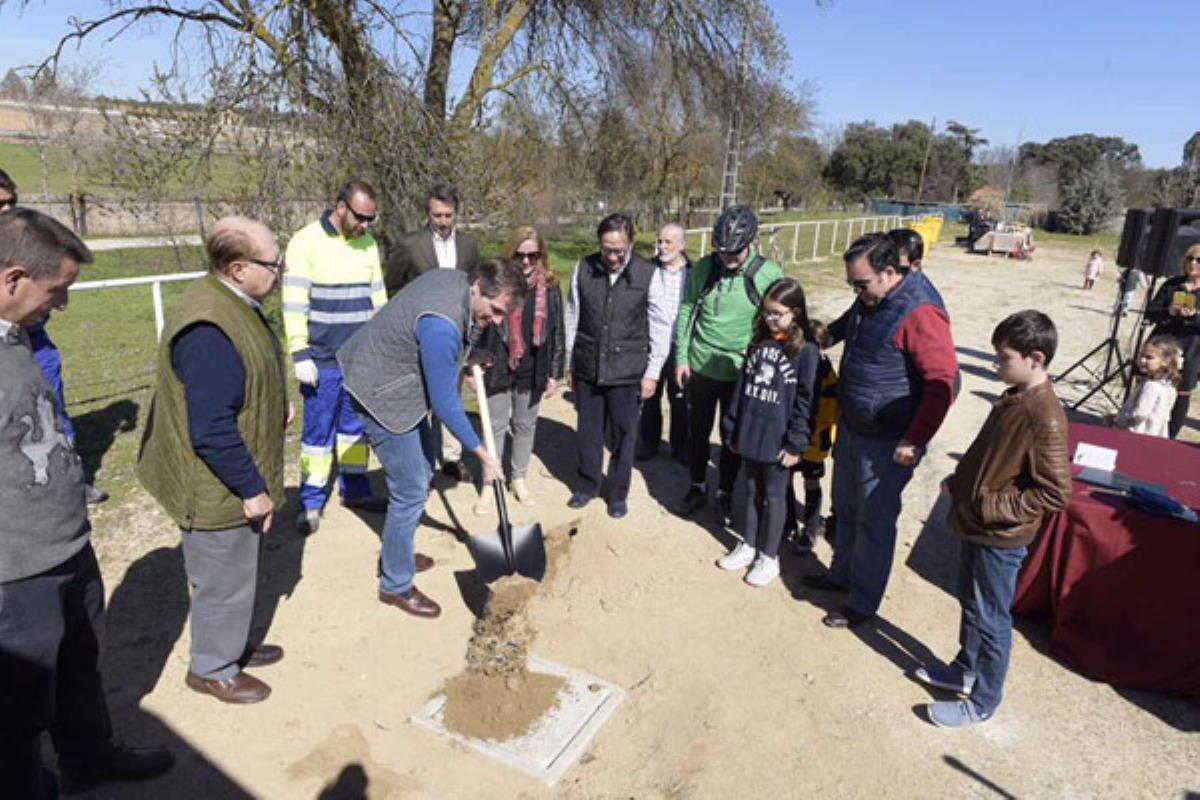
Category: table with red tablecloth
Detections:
[{"x1": 1013, "y1": 423, "x2": 1200, "y2": 696}]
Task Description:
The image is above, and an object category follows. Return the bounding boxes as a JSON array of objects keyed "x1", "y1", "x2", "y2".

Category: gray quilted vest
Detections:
[{"x1": 339, "y1": 268, "x2": 472, "y2": 433}]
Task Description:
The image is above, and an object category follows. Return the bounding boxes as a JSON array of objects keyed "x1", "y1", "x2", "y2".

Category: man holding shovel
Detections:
[{"x1": 340, "y1": 259, "x2": 526, "y2": 619}]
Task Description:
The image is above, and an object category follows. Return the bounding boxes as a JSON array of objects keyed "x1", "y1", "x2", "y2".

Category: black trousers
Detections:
[
  {"x1": 1168, "y1": 334, "x2": 1200, "y2": 438},
  {"x1": 576, "y1": 379, "x2": 641, "y2": 502},
  {"x1": 639, "y1": 346, "x2": 688, "y2": 458},
  {"x1": 743, "y1": 460, "x2": 791, "y2": 557},
  {"x1": 686, "y1": 372, "x2": 741, "y2": 493},
  {"x1": 0, "y1": 544, "x2": 113, "y2": 796}
]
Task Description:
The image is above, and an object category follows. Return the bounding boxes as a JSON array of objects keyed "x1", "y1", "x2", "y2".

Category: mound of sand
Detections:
[{"x1": 441, "y1": 525, "x2": 577, "y2": 742}]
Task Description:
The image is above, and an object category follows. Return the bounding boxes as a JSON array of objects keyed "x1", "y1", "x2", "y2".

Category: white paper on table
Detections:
[{"x1": 1073, "y1": 442, "x2": 1118, "y2": 472}]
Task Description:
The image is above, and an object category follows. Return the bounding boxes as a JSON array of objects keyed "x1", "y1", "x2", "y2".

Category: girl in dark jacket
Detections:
[
  {"x1": 470, "y1": 226, "x2": 565, "y2": 509},
  {"x1": 1144, "y1": 243, "x2": 1200, "y2": 438},
  {"x1": 718, "y1": 278, "x2": 819, "y2": 587}
]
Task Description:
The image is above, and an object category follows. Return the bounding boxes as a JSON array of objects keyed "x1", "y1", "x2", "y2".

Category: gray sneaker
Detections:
[
  {"x1": 296, "y1": 508, "x2": 321, "y2": 536},
  {"x1": 925, "y1": 699, "x2": 992, "y2": 729},
  {"x1": 913, "y1": 665, "x2": 976, "y2": 695}
]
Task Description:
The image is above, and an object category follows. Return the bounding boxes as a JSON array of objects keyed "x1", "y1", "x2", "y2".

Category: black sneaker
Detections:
[
  {"x1": 567, "y1": 490, "x2": 596, "y2": 509},
  {"x1": 676, "y1": 485, "x2": 707, "y2": 516},
  {"x1": 790, "y1": 530, "x2": 816, "y2": 554}
]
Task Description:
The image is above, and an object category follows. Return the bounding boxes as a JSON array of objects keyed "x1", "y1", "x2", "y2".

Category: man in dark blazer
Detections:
[
  {"x1": 384, "y1": 183, "x2": 480, "y2": 296},
  {"x1": 384, "y1": 183, "x2": 481, "y2": 480}
]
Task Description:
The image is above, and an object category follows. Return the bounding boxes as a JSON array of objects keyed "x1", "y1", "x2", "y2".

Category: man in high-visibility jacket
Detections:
[{"x1": 284, "y1": 179, "x2": 388, "y2": 534}]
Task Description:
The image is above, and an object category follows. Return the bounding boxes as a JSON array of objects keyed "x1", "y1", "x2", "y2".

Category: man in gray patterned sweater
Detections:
[{"x1": 0, "y1": 208, "x2": 173, "y2": 797}]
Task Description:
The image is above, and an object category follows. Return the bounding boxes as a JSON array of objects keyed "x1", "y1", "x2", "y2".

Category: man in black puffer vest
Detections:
[{"x1": 564, "y1": 214, "x2": 669, "y2": 518}]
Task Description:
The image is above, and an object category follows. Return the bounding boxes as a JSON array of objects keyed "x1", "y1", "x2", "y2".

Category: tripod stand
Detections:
[{"x1": 1054, "y1": 269, "x2": 1147, "y2": 411}]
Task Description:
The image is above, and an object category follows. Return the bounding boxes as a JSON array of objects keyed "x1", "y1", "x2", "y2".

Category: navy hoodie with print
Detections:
[{"x1": 722, "y1": 338, "x2": 819, "y2": 464}]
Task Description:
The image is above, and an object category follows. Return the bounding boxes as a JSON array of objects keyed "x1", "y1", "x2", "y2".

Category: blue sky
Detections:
[{"x1": 2, "y1": 0, "x2": 1192, "y2": 167}]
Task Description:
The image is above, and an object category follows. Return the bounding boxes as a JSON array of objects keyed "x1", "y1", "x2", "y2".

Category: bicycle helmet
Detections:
[{"x1": 712, "y1": 204, "x2": 758, "y2": 253}]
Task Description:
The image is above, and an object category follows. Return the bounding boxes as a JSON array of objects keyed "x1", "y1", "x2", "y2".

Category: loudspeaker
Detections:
[
  {"x1": 1116, "y1": 209, "x2": 1148, "y2": 269},
  {"x1": 1142, "y1": 207, "x2": 1200, "y2": 277}
]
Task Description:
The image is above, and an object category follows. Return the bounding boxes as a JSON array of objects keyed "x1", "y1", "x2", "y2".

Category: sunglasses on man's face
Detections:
[
  {"x1": 516, "y1": 250, "x2": 542, "y2": 262},
  {"x1": 344, "y1": 202, "x2": 376, "y2": 224},
  {"x1": 0, "y1": 193, "x2": 16, "y2": 210},
  {"x1": 1186, "y1": 255, "x2": 1200, "y2": 264}
]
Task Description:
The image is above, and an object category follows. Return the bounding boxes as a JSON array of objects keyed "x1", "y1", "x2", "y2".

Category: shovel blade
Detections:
[{"x1": 466, "y1": 523, "x2": 547, "y2": 584}]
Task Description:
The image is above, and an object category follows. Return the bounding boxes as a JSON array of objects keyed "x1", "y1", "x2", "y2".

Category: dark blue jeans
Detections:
[
  {"x1": 829, "y1": 426, "x2": 915, "y2": 615},
  {"x1": 953, "y1": 540, "x2": 1028, "y2": 715},
  {"x1": 355, "y1": 407, "x2": 434, "y2": 596}
]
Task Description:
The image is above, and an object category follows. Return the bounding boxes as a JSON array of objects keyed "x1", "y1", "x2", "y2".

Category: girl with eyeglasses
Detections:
[
  {"x1": 469, "y1": 226, "x2": 565, "y2": 508},
  {"x1": 1145, "y1": 243, "x2": 1200, "y2": 437},
  {"x1": 716, "y1": 278, "x2": 819, "y2": 587}
]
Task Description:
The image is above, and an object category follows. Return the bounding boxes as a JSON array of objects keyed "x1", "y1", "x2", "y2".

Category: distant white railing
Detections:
[
  {"x1": 70, "y1": 271, "x2": 205, "y2": 340},
  {"x1": 685, "y1": 214, "x2": 919, "y2": 263}
]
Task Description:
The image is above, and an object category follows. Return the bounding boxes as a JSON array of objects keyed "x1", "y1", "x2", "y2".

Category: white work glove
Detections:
[{"x1": 294, "y1": 359, "x2": 319, "y2": 387}]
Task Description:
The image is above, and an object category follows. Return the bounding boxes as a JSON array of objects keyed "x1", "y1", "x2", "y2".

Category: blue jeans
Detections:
[
  {"x1": 829, "y1": 426, "x2": 915, "y2": 615},
  {"x1": 953, "y1": 540, "x2": 1028, "y2": 715},
  {"x1": 355, "y1": 406, "x2": 434, "y2": 596}
]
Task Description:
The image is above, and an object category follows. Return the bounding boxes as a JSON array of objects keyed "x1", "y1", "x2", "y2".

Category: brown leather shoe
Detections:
[
  {"x1": 376, "y1": 553, "x2": 434, "y2": 577},
  {"x1": 379, "y1": 586, "x2": 441, "y2": 618},
  {"x1": 185, "y1": 671, "x2": 271, "y2": 704},
  {"x1": 245, "y1": 644, "x2": 284, "y2": 668}
]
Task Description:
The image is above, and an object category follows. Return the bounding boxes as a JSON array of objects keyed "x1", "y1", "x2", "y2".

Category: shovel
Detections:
[{"x1": 465, "y1": 362, "x2": 547, "y2": 583}]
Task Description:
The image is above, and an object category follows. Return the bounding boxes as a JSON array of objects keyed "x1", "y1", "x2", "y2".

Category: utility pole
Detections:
[
  {"x1": 718, "y1": 24, "x2": 750, "y2": 210},
  {"x1": 1003, "y1": 121, "x2": 1026, "y2": 208},
  {"x1": 914, "y1": 116, "x2": 936, "y2": 209}
]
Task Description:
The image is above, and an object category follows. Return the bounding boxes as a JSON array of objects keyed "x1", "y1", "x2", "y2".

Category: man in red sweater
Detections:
[{"x1": 804, "y1": 233, "x2": 958, "y2": 628}]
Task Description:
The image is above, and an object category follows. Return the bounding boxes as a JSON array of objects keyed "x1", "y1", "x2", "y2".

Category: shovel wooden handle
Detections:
[
  {"x1": 470, "y1": 364, "x2": 516, "y2": 567},
  {"x1": 472, "y1": 364, "x2": 500, "y2": 462}
]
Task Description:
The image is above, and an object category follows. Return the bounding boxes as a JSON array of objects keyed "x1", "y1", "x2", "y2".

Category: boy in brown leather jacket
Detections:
[{"x1": 915, "y1": 310, "x2": 1072, "y2": 728}]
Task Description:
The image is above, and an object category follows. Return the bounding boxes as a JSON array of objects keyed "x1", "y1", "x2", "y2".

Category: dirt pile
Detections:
[{"x1": 441, "y1": 523, "x2": 577, "y2": 742}]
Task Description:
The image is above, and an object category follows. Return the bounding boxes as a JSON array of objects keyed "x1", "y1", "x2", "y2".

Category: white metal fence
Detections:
[
  {"x1": 68, "y1": 213, "x2": 930, "y2": 346},
  {"x1": 70, "y1": 271, "x2": 206, "y2": 340},
  {"x1": 686, "y1": 214, "x2": 918, "y2": 264}
]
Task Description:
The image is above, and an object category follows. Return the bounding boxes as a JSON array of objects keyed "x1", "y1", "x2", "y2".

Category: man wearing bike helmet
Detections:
[{"x1": 674, "y1": 205, "x2": 783, "y2": 523}]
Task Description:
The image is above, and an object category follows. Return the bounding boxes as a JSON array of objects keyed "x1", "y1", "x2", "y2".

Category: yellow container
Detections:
[{"x1": 907, "y1": 216, "x2": 943, "y2": 251}]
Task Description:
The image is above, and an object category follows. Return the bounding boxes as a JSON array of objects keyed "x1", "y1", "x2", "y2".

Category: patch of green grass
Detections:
[{"x1": 0, "y1": 139, "x2": 265, "y2": 197}]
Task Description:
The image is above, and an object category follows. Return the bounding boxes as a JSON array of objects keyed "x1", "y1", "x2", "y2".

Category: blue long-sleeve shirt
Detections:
[
  {"x1": 416, "y1": 315, "x2": 481, "y2": 452},
  {"x1": 171, "y1": 323, "x2": 267, "y2": 499}
]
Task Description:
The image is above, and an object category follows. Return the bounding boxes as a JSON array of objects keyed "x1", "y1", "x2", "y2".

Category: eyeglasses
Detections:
[
  {"x1": 344, "y1": 203, "x2": 376, "y2": 224},
  {"x1": 847, "y1": 278, "x2": 874, "y2": 291},
  {"x1": 244, "y1": 255, "x2": 286, "y2": 275},
  {"x1": 763, "y1": 309, "x2": 793, "y2": 320},
  {"x1": 516, "y1": 250, "x2": 542, "y2": 262},
  {"x1": 0, "y1": 193, "x2": 15, "y2": 210}
]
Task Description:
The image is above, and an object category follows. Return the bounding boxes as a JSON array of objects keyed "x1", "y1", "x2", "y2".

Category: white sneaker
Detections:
[
  {"x1": 717, "y1": 542, "x2": 756, "y2": 571},
  {"x1": 745, "y1": 554, "x2": 780, "y2": 587}
]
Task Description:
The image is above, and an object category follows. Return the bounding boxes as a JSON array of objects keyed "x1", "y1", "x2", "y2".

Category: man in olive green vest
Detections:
[{"x1": 138, "y1": 216, "x2": 292, "y2": 705}]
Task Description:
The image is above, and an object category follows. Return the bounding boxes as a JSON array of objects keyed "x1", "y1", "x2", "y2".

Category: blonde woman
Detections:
[
  {"x1": 1145, "y1": 243, "x2": 1200, "y2": 437},
  {"x1": 471, "y1": 226, "x2": 565, "y2": 507}
]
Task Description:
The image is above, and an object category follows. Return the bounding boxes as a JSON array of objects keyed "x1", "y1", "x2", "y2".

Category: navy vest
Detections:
[
  {"x1": 572, "y1": 253, "x2": 654, "y2": 386},
  {"x1": 837, "y1": 270, "x2": 946, "y2": 439}
]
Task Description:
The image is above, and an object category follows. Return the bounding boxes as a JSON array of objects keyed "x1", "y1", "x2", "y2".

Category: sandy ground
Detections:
[{"x1": 81, "y1": 242, "x2": 1199, "y2": 799}]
